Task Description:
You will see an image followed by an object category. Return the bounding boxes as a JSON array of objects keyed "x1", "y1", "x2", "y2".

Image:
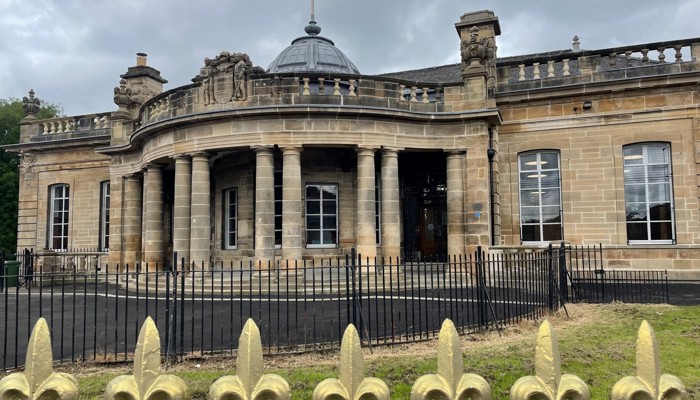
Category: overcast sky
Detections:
[{"x1": 1, "y1": 0, "x2": 698, "y2": 116}]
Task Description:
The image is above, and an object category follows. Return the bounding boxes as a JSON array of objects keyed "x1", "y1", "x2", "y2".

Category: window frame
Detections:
[
  {"x1": 99, "y1": 181, "x2": 110, "y2": 251},
  {"x1": 223, "y1": 188, "x2": 238, "y2": 249},
  {"x1": 517, "y1": 151, "x2": 563, "y2": 244},
  {"x1": 274, "y1": 169, "x2": 282, "y2": 249},
  {"x1": 305, "y1": 183, "x2": 339, "y2": 248},
  {"x1": 48, "y1": 184, "x2": 70, "y2": 251},
  {"x1": 623, "y1": 142, "x2": 676, "y2": 245}
]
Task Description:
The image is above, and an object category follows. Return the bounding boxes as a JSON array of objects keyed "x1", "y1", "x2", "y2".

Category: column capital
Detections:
[
  {"x1": 381, "y1": 146, "x2": 403, "y2": 156},
  {"x1": 144, "y1": 163, "x2": 164, "y2": 172},
  {"x1": 251, "y1": 145, "x2": 275, "y2": 154},
  {"x1": 124, "y1": 173, "x2": 142, "y2": 182},
  {"x1": 188, "y1": 151, "x2": 211, "y2": 160},
  {"x1": 171, "y1": 154, "x2": 191, "y2": 162},
  {"x1": 356, "y1": 146, "x2": 378, "y2": 155},
  {"x1": 279, "y1": 145, "x2": 303, "y2": 155},
  {"x1": 444, "y1": 148, "x2": 467, "y2": 157}
]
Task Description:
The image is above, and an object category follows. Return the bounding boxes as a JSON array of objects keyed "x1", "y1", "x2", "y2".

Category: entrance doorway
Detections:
[{"x1": 400, "y1": 153, "x2": 447, "y2": 261}]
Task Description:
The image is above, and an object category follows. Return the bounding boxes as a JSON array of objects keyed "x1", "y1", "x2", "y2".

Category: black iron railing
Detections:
[{"x1": 0, "y1": 245, "x2": 669, "y2": 370}]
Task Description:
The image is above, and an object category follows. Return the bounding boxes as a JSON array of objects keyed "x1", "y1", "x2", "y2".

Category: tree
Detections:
[{"x1": 0, "y1": 98, "x2": 61, "y2": 254}]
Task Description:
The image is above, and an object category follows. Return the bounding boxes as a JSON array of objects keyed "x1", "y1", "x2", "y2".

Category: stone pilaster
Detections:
[
  {"x1": 356, "y1": 147, "x2": 377, "y2": 260},
  {"x1": 281, "y1": 146, "x2": 303, "y2": 265},
  {"x1": 380, "y1": 147, "x2": 402, "y2": 261},
  {"x1": 253, "y1": 146, "x2": 275, "y2": 267},
  {"x1": 173, "y1": 155, "x2": 192, "y2": 270},
  {"x1": 446, "y1": 150, "x2": 466, "y2": 256},
  {"x1": 143, "y1": 165, "x2": 163, "y2": 268},
  {"x1": 189, "y1": 153, "x2": 211, "y2": 270},
  {"x1": 123, "y1": 175, "x2": 143, "y2": 268}
]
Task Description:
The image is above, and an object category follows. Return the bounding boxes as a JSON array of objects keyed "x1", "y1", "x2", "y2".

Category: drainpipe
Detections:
[{"x1": 487, "y1": 128, "x2": 496, "y2": 246}]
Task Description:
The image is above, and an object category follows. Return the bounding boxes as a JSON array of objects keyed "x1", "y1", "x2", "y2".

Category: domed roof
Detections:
[{"x1": 267, "y1": 20, "x2": 360, "y2": 74}]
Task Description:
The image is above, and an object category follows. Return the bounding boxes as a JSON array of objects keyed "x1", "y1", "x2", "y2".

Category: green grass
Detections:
[{"x1": 69, "y1": 303, "x2": 700, "y2": 399}]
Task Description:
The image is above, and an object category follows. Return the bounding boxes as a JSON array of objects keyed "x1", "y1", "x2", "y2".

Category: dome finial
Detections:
[{"x1": 305, "y1": 0, "x2": 321, "y2": 36}]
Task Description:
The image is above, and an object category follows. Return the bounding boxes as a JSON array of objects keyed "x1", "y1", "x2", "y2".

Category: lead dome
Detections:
[{"x1": 267, "y1": 20, "x2": 360, "y2": 74}]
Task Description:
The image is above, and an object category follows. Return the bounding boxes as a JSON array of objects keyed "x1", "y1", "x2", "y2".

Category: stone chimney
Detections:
[
  {"x1": 572, "y1": 36, "x2": 581, "y2": 52},
  {"x1": 119, "y1": 52, "x2": 168, "y2": 108}
]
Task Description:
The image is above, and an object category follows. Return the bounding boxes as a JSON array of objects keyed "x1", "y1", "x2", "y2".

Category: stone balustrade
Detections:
[
  {"x1": 0, "y1": 316, "x2": 688, "y2": 399},
  {"x1": 34, "y1": 114, "x2": 110, "y2": 136},
  {"x1": 497, "y1": 37, "x2": 700, "y2": 86}
]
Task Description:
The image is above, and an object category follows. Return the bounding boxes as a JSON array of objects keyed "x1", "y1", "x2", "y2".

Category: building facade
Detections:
[{"x1": 9, "y1": 10, "x2": 700, "y2": 278}]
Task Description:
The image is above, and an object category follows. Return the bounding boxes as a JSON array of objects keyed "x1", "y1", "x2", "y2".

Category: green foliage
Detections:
[{"x1": 0, "y1": 98, "x2": 61, "y2": 254}]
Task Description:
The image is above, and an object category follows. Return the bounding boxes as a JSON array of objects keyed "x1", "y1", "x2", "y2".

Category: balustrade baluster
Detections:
[
  {"x1": 349, "y1": 79, "x2": 357, "y2": 96},
  {"x1": 533, "y1": 63, "x2": 540, "y2": 79},
  {"x1": 674, "y1": 45, "x2": 683, "y2": 62},
  {"x1": 547, "y1": 61, "x2": 555, "y2": 77},
  {"x1": 318, "y1": 77, "x2": 325, "y2": 95},
  {"x1": 422, "y1": 87, "x2": 430, "y2": 103},
  {"x1": 518, "y1": 64, "x2": 526, "y2": 81},
  {"x1": 641, "y1": 48, "x2": 650, "y2": 63},
  {"x1": 562, "y1": 59, "x2": 570, "y2": 76},
  {"x1": 302, "y1": 78, "x2": 310, "y2": 95},
  {"x1": 333, "y1": 78, "x2": 341, "y2": 95},
  {"x1": 410, "y1": 86, "x2": 417, "y2": 102},
  {"x1": 657, "y1": 47, "x2": 666, "y2": 62},
  {"x1": 399, "y1": 84, "x2": 406, "y2": 101},
  {"x1": 609, "y1": 52, "x2": 617, "y2": 67},
  {"x1": 625, "y1": 51, "x2": 633, "y2": 67}
]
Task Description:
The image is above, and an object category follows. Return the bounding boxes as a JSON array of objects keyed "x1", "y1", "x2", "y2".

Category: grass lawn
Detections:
[{"x1": 54, "y1": 303, "x2": 700, "y2": 398}]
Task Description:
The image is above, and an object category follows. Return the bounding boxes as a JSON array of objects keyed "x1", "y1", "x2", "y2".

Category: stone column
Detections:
[
  {"x1": 281, "y1": 146, "x2": 303, "y2": 265},
  {"x1": 173, "y1": 155, "x2": 192, "y2": 270},
  {"x1": 143, "y1": 164, "x2": 163, "y2": 268},
  {"x1": 123, "y1": 175, "x2": 143, "y2": 268},
  {"x1": 380, "y1": 147, "x2": 402, "y2": 261},
  {"x1": 253, "y1": 146, "x2": 275, "y2": 267},
  {"x1": 446, "y1": 150, "x2": 466, "y2": 256},
  {"x1": 356, "y1": 147, "x2": 377, "y2": 260},
  {"x1": 189, "y1": 153, "x2": 211, "y2": 270}
]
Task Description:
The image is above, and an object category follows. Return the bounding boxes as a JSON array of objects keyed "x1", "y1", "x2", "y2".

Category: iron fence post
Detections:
[
  {"x1": 558, "y1": 243, "x2": 567, "y2": 304},
  {"x1": 476, "y1": 246, "x2": 486, "y2": 329},
  {"x1": 547, "y1": 244, "x2": 555, "y2": 311}
]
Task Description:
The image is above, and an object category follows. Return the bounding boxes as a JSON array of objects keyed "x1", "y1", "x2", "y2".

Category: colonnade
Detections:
[{"x1": 119, "y1": 146, "x2": 467, "y2": 269}]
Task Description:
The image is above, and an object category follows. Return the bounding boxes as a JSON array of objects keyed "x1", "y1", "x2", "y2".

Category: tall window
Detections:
[
  {"x1": 99, "y1": 181, "x2": 110, "y2": 251},
  {"x1": 375, "y1": 175, "x2": 381, "y2": 244},
  {"x1": 274, "y1": 169, "x2": 282, "y2": 248},
  {"x1": 518, "y1": 151, "x2": 563, "y2": 242},
  {"x1": 49, "y1": 184, "x2": 70, "y2": 250},
  {"x1": 623, "y1": 143, "x2": 675, "y2": 243},
  {"x1": 306, "y1": 184, "x2": 338, "y2": 247},
  {"x1": 224, "y1": 188, "x2": 238, "y2": 249}
]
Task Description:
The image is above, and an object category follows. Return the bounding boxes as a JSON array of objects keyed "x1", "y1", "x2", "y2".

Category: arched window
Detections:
[
  {"x1": 623, "y1": 143, "x2": 675, "y2": 243},
  {"x1": 518, "y1": 151, "x2": 563, "y2": 243}
]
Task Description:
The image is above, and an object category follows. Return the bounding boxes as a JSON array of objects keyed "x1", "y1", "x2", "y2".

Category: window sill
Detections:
[{"x1": 306, "y1": 244, "x2": 337, "y2": 249}]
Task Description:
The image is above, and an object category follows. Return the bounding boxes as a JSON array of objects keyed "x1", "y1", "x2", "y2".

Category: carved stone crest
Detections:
[
  {"x1": 113, "y1": 79, "x2": 132, "y2": 111},
  {"x1": 460, "y1": 26, "x2": 489, "y2": 74},
  {"x1": 22, "y1": 89, "x2": 41, "y2": 118},
  {"x1": 194, "y1": 51, "x2": 255, "y2": 104}
]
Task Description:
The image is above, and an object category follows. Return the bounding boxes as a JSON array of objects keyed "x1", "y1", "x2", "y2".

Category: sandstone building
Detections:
[{"x1": 9, "y1": 10, "x2": 700, "y2": 279}]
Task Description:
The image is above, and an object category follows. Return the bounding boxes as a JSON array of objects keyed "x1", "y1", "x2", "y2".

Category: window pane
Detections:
[
  {"x1": 519, "y1": 154, "x2": 538, "y2": 171},
  {"x1": 520, "y1": 173, "x2": 540, "y2": 190},
  {"x1": 307, "y1": 230, "x2": 320, "y2": 244},
  {"x1": 646, "y1": 145, "x2": 668, "y2": 164},
  {"x1": 541, "y1": 206, "x2": 561, "y2": 223},
  {"x1": 626, "y1": 222, "x2": 648, "y2": 241},
  {"x1": 521, "y1": 225, "x2": 540, "y2": 242},
  {"x1": 648, "y1": 165, "x2": 669, "y2": 183},
  {"x1": 307, "y1": 216, "x2": 320, "y2": 229},
  {"x1": 323, "y1": 216, "x2": 337, "y2": 229},
  {"x1": 520, "y1": 190, "x2": 541, "y2": 207},
  {"x1": 541, "y1": 189, "x2": 560, "y2": 206},
  {"x1": 306, "y1": 186, "x2": 320, "y2": 199},
  {"x1": 650, "y1": 222, "x2": 673, "y2": 240},
  {"x1": 626, "y1": 203, "x2": 647, "y2": 221},
  {"x1": 624, "y1": 184, "x2": 646, "y2": 203},
  {"x1": 540, "y1": 153, "x2": 559, "y2": 169},
  {"x1": 322, "y1": 186, "x2": 337, "y2": 199},
  {"x1": 322, "y1": 200, "x2": 336, "y2": 214},
  {"x1": 275, "y1": 201, "x2": 282, "y2": 215},
  {"x1": 650, "y1": 203, "x2": 672, "y2": 221},
  {"x1": 323, "y1": 230, "x2": 337, "y2": 244},
  {"x1": 521, "y1": 207, "x2": 540, "y2": 224},
  {"x1": 307, "y1": 200, "x2": 320, "y2": 214},
  {"x1": 623, "y1": 146, "x2": 643, "y2": 165},
  {"x1": 540, "y1": 171, "x2": 559, "y2": 188},
  {"x1": 648, "y1": 184, "x2": 671, "y2": 202},
  {"x1": 542, "y1": 224, "x2": 562, "y2": 241},
  {"x1": 624, "y1": 165, "x2": 645, "y2": 185}
]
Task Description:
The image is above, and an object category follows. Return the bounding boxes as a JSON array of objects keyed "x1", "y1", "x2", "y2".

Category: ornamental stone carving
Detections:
[
  {"x1": 460, "y1": 26, "x2": 489, "y2": 75},
  {"x1": 113, "y1": 78, "x2": 132, "y2": 111},
  {"x1": 193, "y1": 51, "x2": 263, "y2": 104},
  {"x1": 22, "y1": 89, "x2": 41, "y2": 118}
]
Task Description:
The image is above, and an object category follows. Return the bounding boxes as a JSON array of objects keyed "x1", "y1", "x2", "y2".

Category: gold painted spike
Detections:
[
  {"x1": 209, "y1": 318, "x2": 290, "y2": 400},
  {"x1": 104, "y1": 317, "x2": 187, "y2": 400},
  {"x1": 510, "y1": 320, "x2": 589, "y2": 400},
  {"x1": 0, "y1": 317, "x2": 79, "y2": 399},
  {"x1": 313, "y1": 324, "x2": 389, "y2": 400},
  {"x1": 611, "y1": 321, "x2": 687, "y2": 400},
  {"x1": 411, "y1": 319, "x2": 490, "y2": 400}
]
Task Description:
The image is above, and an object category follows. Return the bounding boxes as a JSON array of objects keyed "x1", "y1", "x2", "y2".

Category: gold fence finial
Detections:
[
  {"x1": 0, "y1": 318, "x2": 79, "y2": 399},
  {"x1": 103, "y1": 317, "x2": 187, "y2": 399},
  {"x1": 611, "y1": 320, "x2": 687, "y2": 400},
  {"x1": 411, "y1": 319, "x2": 490, "y2": 400},
  {"x1": 313, "y1": 324, "x2": 390, "y2": 400},
  {"x1": 510, "y1": 320, "x2": 590, "y2": 400},
  {"x1": 209, "y1": 318, "x2": 290, "y2": 400}
]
